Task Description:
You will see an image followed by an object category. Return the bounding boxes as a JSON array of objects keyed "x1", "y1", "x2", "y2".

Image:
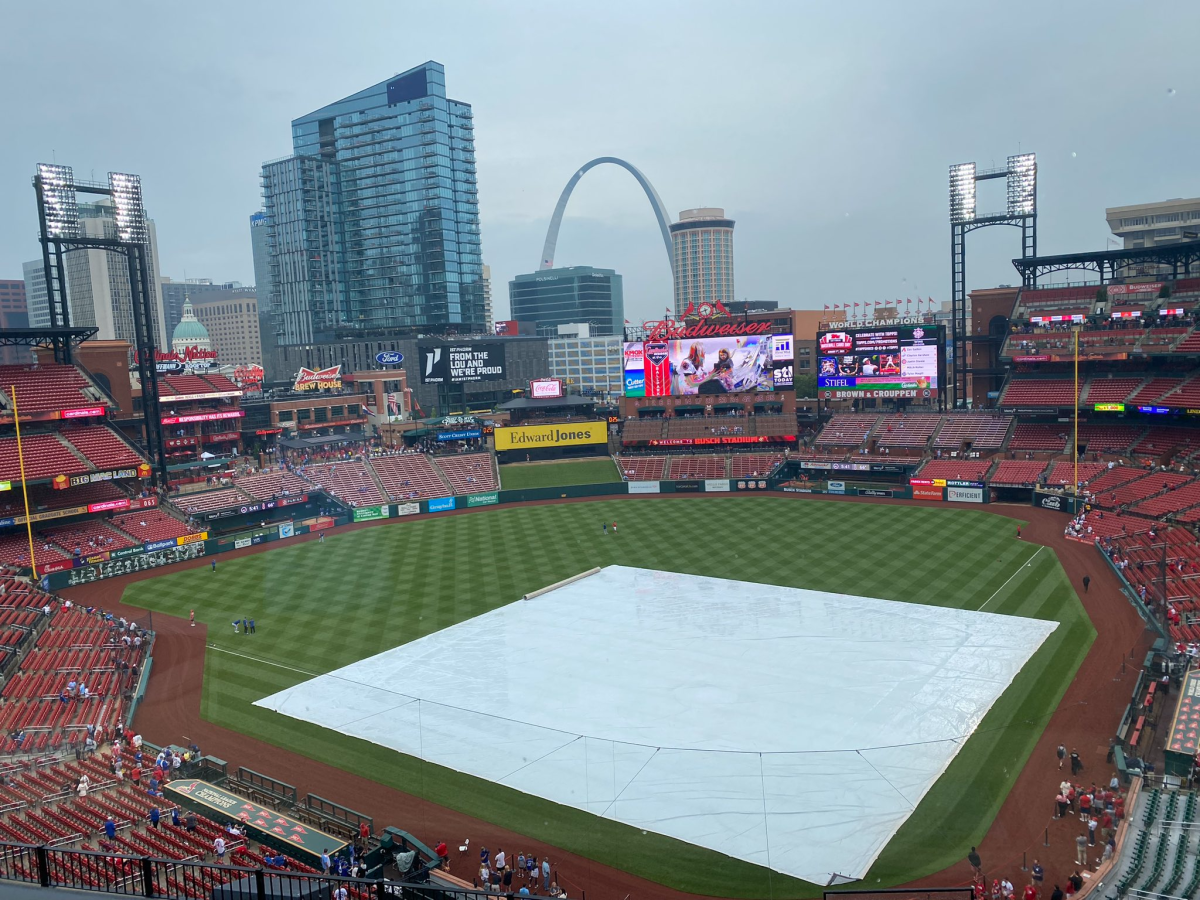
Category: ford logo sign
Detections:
[{"x1": 376, "y1": 351, "x2": 404, "y2": 366}]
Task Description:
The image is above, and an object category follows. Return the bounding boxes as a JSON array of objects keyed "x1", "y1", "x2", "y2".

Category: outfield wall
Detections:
[{"x1": 38, "y1": 474, "x2": 1039, "y2": 590}]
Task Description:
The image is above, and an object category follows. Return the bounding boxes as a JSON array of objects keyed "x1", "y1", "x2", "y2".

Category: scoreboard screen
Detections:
[{"x1": 816, "y1": 324, "x2": 945, "y2": 400}]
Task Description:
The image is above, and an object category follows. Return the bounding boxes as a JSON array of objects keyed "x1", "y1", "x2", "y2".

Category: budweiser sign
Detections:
[
  {"x1": 293, "y1": 364, "x2": 342, "y2": 392},
  {"x1": 643, "y1": 301, "x2": 772, "y2": 341}
]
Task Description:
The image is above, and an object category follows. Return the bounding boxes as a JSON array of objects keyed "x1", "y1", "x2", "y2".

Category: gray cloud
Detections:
[{"x1": 1, "y1": 0, "x2": 1196, "y2": 326}]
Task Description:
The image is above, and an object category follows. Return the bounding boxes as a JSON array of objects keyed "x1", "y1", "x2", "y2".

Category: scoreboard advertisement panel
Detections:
[
  {"x1": 816, "y1": 324, "x2": 945, "y2": 400},
  {"x1": 622, "y1": 334, "x2": 793, "y2": 397}
]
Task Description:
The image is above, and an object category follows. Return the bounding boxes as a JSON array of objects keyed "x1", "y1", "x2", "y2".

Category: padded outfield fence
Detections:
[{"x1": 823, "y1": 890, "x2": 974, "y2": 900}]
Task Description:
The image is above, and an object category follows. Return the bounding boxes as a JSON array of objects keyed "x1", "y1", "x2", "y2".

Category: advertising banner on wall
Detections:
[
  {"x1": 628, "y1": 481, "x2": 661, "y2": 494},
  {"x1": 419, "y1": 343, "x2": 506, "y2": 384},
  {"x1": 947, "y1": 486, "x2": 984, "y2": 503},
  {"x1": 395, "y1": 502, "x2": 421, "y2": 517},
  {"x1": 530, "y1": 379, "x2": 564, "y2": 400},
  {"x1": 428, "y1": 497, "x2": 456, "y2": 512},
  {"x1": 912, "y1": 485, "x2": 944, "y2": 501},
  {"x1": 352, "y1": 505, "x2": 391, "y2": 522},
  {"x1": 494, "y1": 421, "x2": 607, "y2": 451},
  {"x1": 466, "y1": 492, "x2": 499, "y2": 507},
  {"x1": 704, "y1": 479, "x2": 731, "y2": 492}
]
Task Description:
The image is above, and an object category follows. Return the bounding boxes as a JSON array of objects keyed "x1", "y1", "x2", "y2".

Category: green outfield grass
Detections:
[
  {"x1": 498, "y1": 457, "x2": 619, "y2": 490},
  {"x1": 122, "y1": 498, "x2": 1093, "y2": 898}
]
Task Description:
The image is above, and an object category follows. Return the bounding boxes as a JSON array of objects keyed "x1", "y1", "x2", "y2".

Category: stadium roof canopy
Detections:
[
  {"x1": 1012, "y1": 238, "x2": 1200, "y2": 283},
  {"x1": 0, "y1": 326, "x2": 98, "y2": 348},
  {"x1": 497, "y1": 395, "x2": 596, "y2": 410}
]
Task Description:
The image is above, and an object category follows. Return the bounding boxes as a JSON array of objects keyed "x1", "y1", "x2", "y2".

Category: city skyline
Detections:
[{"x1": 1, "y1": 1, "x2": 1198, "y2": 328}]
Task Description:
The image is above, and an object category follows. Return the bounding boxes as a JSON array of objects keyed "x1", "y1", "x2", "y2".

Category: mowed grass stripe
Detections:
[{"x1": 126, "y1": 498, "x2": 1091, "y2": 899}]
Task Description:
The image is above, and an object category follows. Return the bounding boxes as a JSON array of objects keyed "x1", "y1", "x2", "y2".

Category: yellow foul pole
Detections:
[
  {"x1": 11, "y1": 387, "x2": 38, "y2": 579},
  {"x1": 1073, "y1": 327, "x2": 1079, "y2": 503}
]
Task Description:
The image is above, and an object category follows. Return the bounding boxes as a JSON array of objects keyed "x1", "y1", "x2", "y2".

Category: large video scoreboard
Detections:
[{"x1": 816, "y1": 324, "x2": 945, "y2": 400}]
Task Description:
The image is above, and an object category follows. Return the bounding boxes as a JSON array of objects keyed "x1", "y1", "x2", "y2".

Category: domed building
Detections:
[{"x1": 171, "y1": 298, "x2": 213, "y2": 355}]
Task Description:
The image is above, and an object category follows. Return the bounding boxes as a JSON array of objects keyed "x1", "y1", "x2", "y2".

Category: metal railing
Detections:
[{"x1": 0, "y1": 841, "x2": 481, "y2": 900}]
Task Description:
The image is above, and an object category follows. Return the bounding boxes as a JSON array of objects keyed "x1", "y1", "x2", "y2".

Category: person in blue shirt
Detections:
[
  {"x1": 211, "y1": 559, "x2": 216, "y2": 572},
  {"x1": 320, "y1": 851, "x2": 331, "y2": 874},
  {"x1": 248, "y1": 618, "x2": 256, "y2": 634},
  {"x1": 149, "y1": 807, "x2": 160, "y2": 829},
  {"x1": 171, "y1": 808, "x2": 181, "y2": 827},
  {"x1": 103, "y1": 816, "x2": 116, "y2": 840}
]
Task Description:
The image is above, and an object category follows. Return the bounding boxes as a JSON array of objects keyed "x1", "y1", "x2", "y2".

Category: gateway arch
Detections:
[{"x1": 539, "y1": 157, "x2": 674, "y2": 271}]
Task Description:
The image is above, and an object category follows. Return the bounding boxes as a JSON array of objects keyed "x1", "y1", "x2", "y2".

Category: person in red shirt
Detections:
[
  {"x1": 435, "y1": 840, "x2": 448, "y2": 859},
  {"x1": 1079, "y1": 790, "x2": 1092, "y2": 821},
  {"x1": 131, "y1": 765, "x2": 142, "y2": 784}
]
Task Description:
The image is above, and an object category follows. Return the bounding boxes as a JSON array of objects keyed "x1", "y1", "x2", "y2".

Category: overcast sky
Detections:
[{"x1": 2, "y1": 1, "x2": 1197, "y2": 325}]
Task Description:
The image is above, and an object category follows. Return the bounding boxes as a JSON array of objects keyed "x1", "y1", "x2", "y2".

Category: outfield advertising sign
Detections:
[
  {"x1": 352, "y1": 505, "x2": 390, "y2": 522},
  {"x1": 494, "y1": 421, "x2": 607, "y2": 451},
  {"x1": 466, "y1": 492, "x2": 499, "y2": 508},
  {"x1": 395, "y1": 502, "x2": 420, "y2": 517},
  {"x1": 947, "y1": 486, "x2": 984, "y2": 503},
  {"x1": 428, "y1": 497, "x2": 456, "y2": 512},
  {"x1": 704, "y1": 479, "x2": 731, "y2": 492},
  {"x1": 278, "y1": 521, "x2": 294, "y2": 539},
  {"x1": 628, "y1": 481, "x2": 660, "y2": 494},
  {"x1": 828, "y1": 481, "x2": 846, "y2": 494}
]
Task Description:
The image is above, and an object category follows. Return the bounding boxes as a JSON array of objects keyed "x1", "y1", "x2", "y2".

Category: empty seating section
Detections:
[
  {"x1": 435, "y1": 454, "x2": 497, "y2": 493},
  {"x1": 233, "y1": 470, "x2": 311, "y2": 500},
  {"x1": 1132, "y1": 426, "x2": 1200, "y2": 457},
  {"x1": 1161, "y1": 373, "x2": 1200, "y2": 407},
  {"x1": 0, "y1": 533, "x2": 70, "y2": 568},
  {"x1": 917, "y1": 459, "x2": 993, "y2": 482},
  {"x1": 616, "y1": 456, "x2": 667, "y2": 480},
  {"x1": 933, "y1": 414, "x2": 1012, "y2": 449},
  {"x1": 875, "y1": 415, "x2": 941, "y2": 448},
  {"x1": 730, "y1": 455, "x2": 783, "y2": 477},
  {"x1": 1174, "y1": 330, "x2": 1200, "y2": 353},
  {"x1": 369, "y1": 454, "x2": 447, "y2": 499},
  {"x1": 666, "y1": 418, "x2": 749, "y2": 440},
  {"x1": 0, "y1": 482, "x2": 126, "y2": 519},
  {"x1": 814, "y1": 415, "x2": 878, "y2": 446},
  {"x1": 668, "y1": 456, "x2": 726, "y2": 479},
  {"x1": 0, "y1": 435, "x2": 89, "y2": 481},
  {"x1": 60, "y1": 427, "x2": 144, "y2": 469},
  {"x1": 753, "y1": 416, "x2": 795, "y2": 437},
  {"x1": 1009, "y1": 423, "x2": 1067, "y2": 451},
  {"x1": 41, "y1": 520, "x2": 137, "y2": 556},
  {"x1": 1084, "y1": 378, "x2": 1143, "y2": 404},
  {"x1": 622, "y1": 419, "x2": 665, "y2": 442},
  {"x1": 1044, "y1": 462, "x2": 1105, "y2": 487},
  {"x1": 1131, "y1": 478, "x2": 1200, "y2": 517},
  {"x1": 1129, "y1": 377, "x2": 1183, "y2": 405},
  {"x1": 1086, "y1": 466, "x2": 1152, "y2": 499},
  {"x1": 0, "y1": 364, "x2": 100, "y2": 413},
  {"x1": 0, "y1": 605, "x2": 145, "y2": 751},
  {"x1": 160, "y1": 375, "x2": 219, "y2": 397},
  {"x1": 1102, "y1": 471, "x2": 1191, "y2": 508},
  {"x1": 200, "y1": 373, "x2": 240, "y2": 392},
  {"x1": 990, "y1": 460, "x2": 1049, "y2": 486},
  {"x1": 111, "y1": 510, "x2": 195, "y2": 544},
  {"x1": 300, "y1": 462, "x2": 384, "y2": 507},
  {"x1": 1001, "y1": 378, "x2": 1079, "y2": 406},
  {"x1": 1075, "y1": 423, "x2": 1143, "y2": 452},
  {"x1": 173, "y1": 487, "x2": 252, "y2": 515}
]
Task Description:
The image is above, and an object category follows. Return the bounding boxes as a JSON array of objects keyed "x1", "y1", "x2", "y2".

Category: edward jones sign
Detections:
[{"x1": 493, "y1": 421, "x2": 607, "y2": 450}]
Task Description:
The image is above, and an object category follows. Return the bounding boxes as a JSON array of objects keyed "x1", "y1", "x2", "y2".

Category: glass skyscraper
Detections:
[
  {"x1": 261, "y1": 61, "x2": 483, "y2": 345},
  {"x1": 509, "y1": 266, "x2": 624, "y2": 336}
]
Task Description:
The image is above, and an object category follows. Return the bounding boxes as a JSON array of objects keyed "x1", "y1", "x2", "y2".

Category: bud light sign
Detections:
[{"x1": 376, "y1": 351, "x2": 404, "y2": 367}]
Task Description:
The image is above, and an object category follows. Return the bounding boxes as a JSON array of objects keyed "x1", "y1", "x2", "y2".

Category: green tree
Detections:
[{"x1": 794, "y1": 373, "x2": 818, "y2": 398}]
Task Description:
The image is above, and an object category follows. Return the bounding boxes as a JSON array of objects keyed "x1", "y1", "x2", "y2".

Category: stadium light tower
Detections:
[
  {"x1": 948, "y1": 152, "x2": 1037, "y2": 407},
  {"x1": 32, "y1": 165, "x2": 167, "y2": 485}
]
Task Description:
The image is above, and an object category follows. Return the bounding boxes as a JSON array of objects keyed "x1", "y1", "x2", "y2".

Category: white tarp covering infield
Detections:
[{"x1": 256, "y1": 566, "x2": 1056, "y2": 885}]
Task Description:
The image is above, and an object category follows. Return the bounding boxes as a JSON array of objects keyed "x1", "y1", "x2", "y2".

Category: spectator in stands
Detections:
[
  {"x1": 150, "y1": 806, "x2": 161, "y2": 830},
  {"x1": 320, "y1": 849, "x2": 331, "y2": 874},
  {"x1": 76, "y1": 775, "x2": 89, "y2": 798},
  {"x1": 171, "y1": 808, "x2": 180, "y2": 828},
  {"x1": 213, "y1": 836, "x2": 226, "y2": 862},
  {"x1": 185, "y1": 811, "x2": 197, "y2": 834},
  {"x1": 104, "y1": 816, "x2": 116, "y2": 841}
]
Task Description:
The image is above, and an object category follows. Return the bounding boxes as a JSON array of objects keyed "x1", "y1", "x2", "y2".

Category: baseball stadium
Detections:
[{"x1": 0, "y1": 156, "x2": 1199, "y2": 900}]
